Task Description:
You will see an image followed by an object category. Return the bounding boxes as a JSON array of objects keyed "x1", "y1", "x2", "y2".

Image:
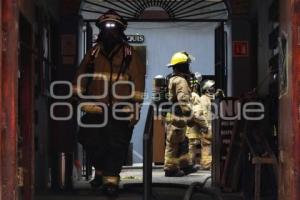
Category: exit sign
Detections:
[{"x1": 233, "y1": 41, "x2": 249, "y2": 57}]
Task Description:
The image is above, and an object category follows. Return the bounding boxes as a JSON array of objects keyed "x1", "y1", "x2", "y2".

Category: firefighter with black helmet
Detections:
[
  {"x1": 199, "y1": 79, "x2": 216, "y2": 169},
  {"x1": 73, "y1": 10, "x2": 146, "y2": 196},
  {"x1": 186, "y1": 72, "x2": 209, "y2": 166}
]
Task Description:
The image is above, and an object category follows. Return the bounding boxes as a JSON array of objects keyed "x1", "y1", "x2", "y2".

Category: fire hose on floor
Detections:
[{"x1": 183, "y1": 178, "x2": 223, "y2": 200}]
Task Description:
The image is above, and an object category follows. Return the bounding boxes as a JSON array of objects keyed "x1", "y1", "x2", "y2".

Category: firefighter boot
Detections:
[
  {"x1": 103, "y1": 183, "x2": 119, "y2": 197},
  {"x1": 102, "y1": 176, "x2": 120, "y2": 197},
  {"x1": 165, "y1": 169, "x2": 185, "y2": 177},
  {"x1": 181, "y1": 165, "x2": 199, "y2": 175}
]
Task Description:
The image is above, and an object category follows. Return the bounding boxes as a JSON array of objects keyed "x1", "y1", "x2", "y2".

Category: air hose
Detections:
[{"x1": 183, "y1": 177, "x2": 223, "y2": 200}]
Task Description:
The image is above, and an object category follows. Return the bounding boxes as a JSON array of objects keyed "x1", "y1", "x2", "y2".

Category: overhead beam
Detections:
[
  {"x1": 169, "y1": 0, "x2": 193, "y2": 13},
  {"x1": 117, "y1": 0, "x2": 141, "y2": 13},
  {"x1": 156, "y1": 0, "x2": 173, "y2": 17},
  {"x1": 161, "y1": 0, "x2": 174, "y2": 9},
  {"x1": 102, "y1": 0, "x2": 139, "y2": 16},
  {"x1": 81, "y1": 9, "x2": 106, "y2": 14},
  {"x1": 84, "y1": 0, "x2": 135, "y2": 17},
  {"x1": 125, "y1": 0, "x2": 144, "y2": 16},
  {"x1": 159, "y1": 0, "x2": 168, "y2": 7},
  {"x1": 164, "y1": 0, "x2": 181, "y2": 15},
  {"x1": 176, "y1": 8, "x2": 227, "y2": 18},
  {"x1": 136, "y1": 0, "x2": 148, "y2": 10},
  {"x1": 84, "y1": 18, "x2": 227, "y2": 22},
  {"x1": 223, "y1": 0, "x2": 232, "y2": 16},
  {"x1": 176, "y1": 1, "x2": 224, "y2": 17},
  {"x1": 81, "y1": 0, "x2": 229, "y2": 21},
  {"x1": 172, "y1": 0, "x2": 206, "y2": 14}
]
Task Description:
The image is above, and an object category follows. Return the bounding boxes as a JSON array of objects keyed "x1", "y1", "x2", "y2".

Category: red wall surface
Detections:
[
  {"x1": 1, "y1": 0, "x2": 19, "y2": 199},
  {"x1": 279, "y1": 0, "x2": 300, "y2": 199},
  {"x1": 291, "y1": 0, "x2": 300, "y2": 199}
]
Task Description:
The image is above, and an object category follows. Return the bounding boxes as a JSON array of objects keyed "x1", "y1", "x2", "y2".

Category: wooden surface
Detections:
[
  {"x1": 291, "y1": 1, "x2": 300, "y2": 199},
  {"x1": 279, "y1": 0, "x2": 300, "y2": 199},
  {"x1": 152, "y1": 119, "x2": 165, "y2": 164}
]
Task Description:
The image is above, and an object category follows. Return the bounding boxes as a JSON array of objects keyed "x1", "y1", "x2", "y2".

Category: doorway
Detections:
[{"x1": 18, "y1": 14, "x2": 34, "y2": 200}]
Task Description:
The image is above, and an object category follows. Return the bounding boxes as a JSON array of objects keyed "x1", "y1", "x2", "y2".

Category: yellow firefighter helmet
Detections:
[{"x1": 167, "y1": 52, "x2": 195, "y2": 67}]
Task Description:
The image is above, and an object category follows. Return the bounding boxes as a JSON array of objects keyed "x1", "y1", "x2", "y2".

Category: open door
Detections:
[
  {"x1": 214, "y1": 23, "x2": 227, "y2": 94},
  {"x1": 18, "y1": 14, "x2": 35, "y2": 200},
  {"x1": 212, "y1": 22, "x2": 227, "y2": 187}
]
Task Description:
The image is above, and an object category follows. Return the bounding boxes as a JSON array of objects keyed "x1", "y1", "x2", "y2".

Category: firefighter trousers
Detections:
[
  {"x1": 188, "y1": 138, "x2": 201, "y2": 165},
  {"x1": 164, "y1": 124, "x2": 192, "y2": 171},
  {"x1": 200, "y1": 138, "x2": 212, "y2": 169},
  {"x1": 78, "y1": 113, "x2": 133, "y2": 185}
]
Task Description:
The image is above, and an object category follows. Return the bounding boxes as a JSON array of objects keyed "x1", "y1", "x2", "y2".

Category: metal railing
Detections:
[{"x1": 143, "y1": 105, "x2": 154, "y2": 200}]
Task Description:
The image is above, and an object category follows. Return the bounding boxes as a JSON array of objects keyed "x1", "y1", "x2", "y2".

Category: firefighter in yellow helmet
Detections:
[
  {"x1": 73, "y1": 10, "x2": 145, "y2": 196},
  {"x1": 199, "y1": 79, "x2": 216, "y2": 169},
  {"x1": 185, "y1": 73, "x2": 209, "y2": 166},
  {"x1": 164, "y1": 52, "x2": 199, "y2": 177}
]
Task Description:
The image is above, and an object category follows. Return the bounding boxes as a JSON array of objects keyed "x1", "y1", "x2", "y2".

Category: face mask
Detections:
[
  {"x1": 99, "y1": 21, "x2": 123, "y2": 42},
  {"x1": 99, "y1": 31, "x2": 123, "y2": 53},
  {"x1": 207, "y1": 87, "x2": 215, "y2": 95}
]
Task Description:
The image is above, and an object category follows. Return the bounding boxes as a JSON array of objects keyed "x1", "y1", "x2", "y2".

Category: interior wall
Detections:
[
  {"x1": 18, "y1": 0, "x2": 35, "y2": 23},
  {"x1": 18, "y1": 0, "x2": 59, "y2": 24},
  {"x1": 231, "y1": 19, "x2": 258, "y2": 96},
  {"x1": 126, "y1": 22, "x2": 217, "y2": 76}
]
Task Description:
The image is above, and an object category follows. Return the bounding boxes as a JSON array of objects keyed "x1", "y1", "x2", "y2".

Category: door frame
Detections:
[
  {"x1": 1, "y1": 0, "x2": 19, "y2": 199},
  {"x1": 19, "y1": 13, "x2": 35, "y2": 200}
]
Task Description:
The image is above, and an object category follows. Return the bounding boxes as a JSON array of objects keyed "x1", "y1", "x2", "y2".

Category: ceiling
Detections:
[{"x1": 80, "y1": 0, "x2": 230, "y2": 22}]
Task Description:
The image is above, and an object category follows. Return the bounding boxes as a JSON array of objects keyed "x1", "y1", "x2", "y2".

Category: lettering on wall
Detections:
[{"x1": 127, "y1": 35, "x2": 144, "y2": 44}]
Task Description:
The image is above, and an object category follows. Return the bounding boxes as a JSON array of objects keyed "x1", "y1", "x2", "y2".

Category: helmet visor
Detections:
[{"x1": 187, "y1": 54, "x2": 195, "y2": 62}]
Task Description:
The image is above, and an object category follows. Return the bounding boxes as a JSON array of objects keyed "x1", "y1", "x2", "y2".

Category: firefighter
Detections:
[
  {"x1": 189, "y1": 72, "x2": 202, "y2": 94},
  {"x1": 185, "y1": 73, "x2": 209, "y2": 166},
  {"x1": 72, "y1": 10, "x2": 146, "y2": 196},
  {"x1": 199, "y1": 79, "x2": 215, "y2": 169},
  {"x1": 164, "y1": 52, "x2": 198, "y2": 177}
]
